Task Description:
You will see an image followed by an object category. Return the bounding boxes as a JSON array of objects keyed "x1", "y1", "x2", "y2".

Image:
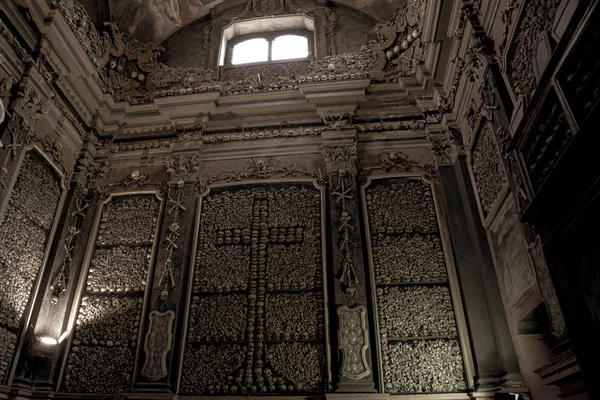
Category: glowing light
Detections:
[
  {"x1": 39, "y1": 336, "x2": 58, "y2": 345},
  {"x1": 231, "y1": 38, "x2": 269, "y2": 65},
  {"x1": 58, "y1": 331, "x2": 68, "y2": 344},
  {"x1": 272, "y1": 35, "x2": 309, "y2": 61}
]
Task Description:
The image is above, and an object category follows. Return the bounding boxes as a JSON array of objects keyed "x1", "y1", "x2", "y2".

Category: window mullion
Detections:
[{"x1": 268, "y1": 38, "x2": 273, "y2": 62}]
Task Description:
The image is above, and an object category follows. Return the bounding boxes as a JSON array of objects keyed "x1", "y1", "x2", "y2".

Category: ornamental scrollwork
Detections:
[
  {"x1": 360, "y1": 151, "x2": 436, "y2": 181},
  {"x1": 205, "y1": 157, "x2": 322, "y2": 187}
]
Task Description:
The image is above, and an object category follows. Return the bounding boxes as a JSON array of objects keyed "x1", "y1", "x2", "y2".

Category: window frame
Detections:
[{"x1": 223, "y1": 29, "x2": 315, "y2": 66}]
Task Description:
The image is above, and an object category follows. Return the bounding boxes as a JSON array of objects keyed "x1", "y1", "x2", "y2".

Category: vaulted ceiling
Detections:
[{"x1": 81, "y1": 0, "x2": 405, "y2": 44}]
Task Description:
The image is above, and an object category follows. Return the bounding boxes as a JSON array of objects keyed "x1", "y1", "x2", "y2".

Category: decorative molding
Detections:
[
  {"x1": 202, "y1": 125, "x2": 323, "y2": 144},
  {"x1": 150, "y1": 63, "x2": 219, "y2": 98},
  {"x1": 499, "y1": 0, "x2": 520, "y2": 63},
  {"x1": 0, "y1": 19, "x2": 34, "y2": 66},
  {"x1": 338, "y1": 305, "x2": 371, "y2": 380}
]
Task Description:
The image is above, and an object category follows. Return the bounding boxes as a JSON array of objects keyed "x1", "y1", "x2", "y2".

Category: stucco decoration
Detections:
[
  {"x1": 366, "y1": 178, "x2": 466, "y2": 394},
  {"x1": 55, "y1": 0, "x2": 427, "y2": 104},
  {"x1": 64, "y1": 195, "x2": 161, "y2": 393},
  {"x1": 181, "y1": 184, "x2": 327, "y2": 395},
  {"x1": 0, "y1": 151, "x2": 62, "y2": 382}
]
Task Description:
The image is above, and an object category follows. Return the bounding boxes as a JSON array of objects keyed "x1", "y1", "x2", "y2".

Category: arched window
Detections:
[{"x1": 220, "y1": 16, "x2": 315, "y2": 66}]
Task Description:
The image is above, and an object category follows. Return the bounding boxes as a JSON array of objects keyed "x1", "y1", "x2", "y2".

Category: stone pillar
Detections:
[
  {"x1": 135, "y1": 155, "x2": 199, "y2": 391},
  {"x1": 322, "y1": 131, "x2": 376, "y2": 393},
  {"x1": 11, "y1": 151, "x2": 108, "y2": 390},
  {"x1": 433, "y1": 134, "x2": 521, "y2": 390}
]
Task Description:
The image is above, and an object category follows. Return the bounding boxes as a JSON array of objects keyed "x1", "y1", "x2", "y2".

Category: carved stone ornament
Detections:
[
  {"x1": 165, "y1": 155, "x2": 200, "y2": 181},
  {"x1": 371, "y1": 0, "x2": 427, "y2": 81},
  {"x1": 465, "y1": 35, "x2": 495, "y2": 82},
  {"x1": 438, "y1": 56, "x2": 466, "y2": 113},
  {"x1": 338, "y1": 305, "x2": 371, "y2": 380},
  {"x1": 322, "y1": 143, "x2": 357, "y2": 176},
  {"x1": 74, "y1": 153, "x2": 110, "y2": 189},
  {"x1": 13, "y1": 81, "x2": 49, "y2": 128},
  {"x1": 141, "y1": 310, "x2": 175, "y2": 380},
  {"x1": 428, "y1": 127, "x2": 464, "y2": 166},
  {"x1": 49, "y1": 0, "x2": 108, "y2": 67},
  {"x1": 249, "y1": 0, "x2": 284, "y2": 16}
]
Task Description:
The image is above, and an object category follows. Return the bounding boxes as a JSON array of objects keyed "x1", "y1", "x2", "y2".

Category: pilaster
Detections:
[
  {"x1": 322, "y1": 129, "x2": 376, "y2": 393},
  {"x1": 436, "y1": 153, "x2": 522, "y2": 390},
  {"x1": 135, "y1": 155, "x2": 200, "y2": 391},
  {"x1": 10, "y1": 151, "x2": 108, "y2": 390}
]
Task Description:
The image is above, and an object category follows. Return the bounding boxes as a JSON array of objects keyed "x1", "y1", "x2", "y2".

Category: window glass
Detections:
[
  {"x1": 271, "y1": 35, "x2": 309, "y2": 61},
  {"x1": 231, "y1": 38, "x2": 269, "y2": 65}
]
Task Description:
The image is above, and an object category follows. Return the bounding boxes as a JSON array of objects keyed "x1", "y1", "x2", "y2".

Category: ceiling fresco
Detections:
[{"x1": 109, "y1": 0, "x2": 404, "y2": 44}]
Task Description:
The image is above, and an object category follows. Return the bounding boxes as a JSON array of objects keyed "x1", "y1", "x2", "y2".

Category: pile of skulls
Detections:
[
  {"x1": 180, "y1": 343, "x2": 246, "y2": 394},
  {"x1": 0, "y1": 327, "x2": 16, "y2": 381},
  {"x1": 377, "y1": 286, "x2": 457, "y2": 338},
  {"x1": 188, "y1": 294, "x2": 247, "y2": 342},
  {"x1": 11, "y1": 152, "x2": 61, "y2": 230},
  {"x1": 382, "y1": 339, "x2": 466, "y2": 393},
  {"x1": 64, "y1": 345, "x2": 133, "y2": 393},
  {"x1": 74, "y1": 296, "x2": 142, "y2": 347},
  {"x1": 268, "y1": 342, "x2": 327, "y2": 393},
  {"x1": 0, "y1": 208, "x2": 47, "y2": 329},
  {"x1": 87, "y1": 246, "x2": 151, "y2": 293},
  {"x1": 366, "y1": 179, "x2": 438, "y2": 234},
  {"x1": 265, "y1": 292, "x2": 323, "y2": 341},
  {"x1": 267, "y1": 243, "x2": 322, "y2": 291},
  {"x1": 372, "y1": 233, "x2": 447, "y2": 284},
  {"x1": 96, "y1": 195, "x2": 160, "y2": 246},
  {"x1": 472, "y1": 123, "x2": 507, "y2": 214}
]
